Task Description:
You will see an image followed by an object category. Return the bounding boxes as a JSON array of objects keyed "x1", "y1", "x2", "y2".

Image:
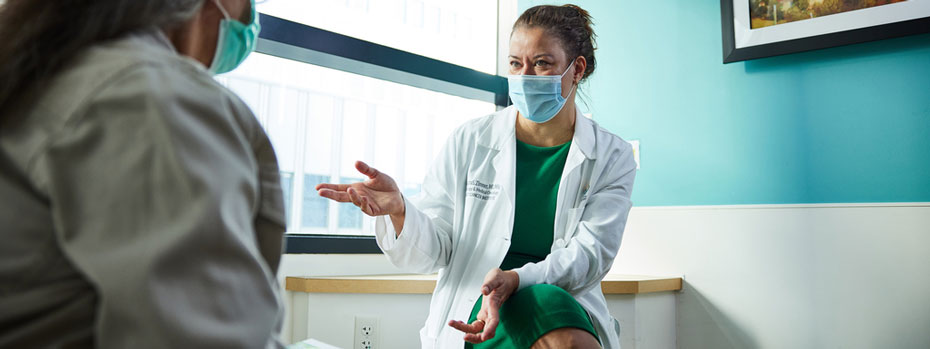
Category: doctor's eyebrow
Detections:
[{"x1": 508, "y1": 54, "x2": 555, "y2": 60}]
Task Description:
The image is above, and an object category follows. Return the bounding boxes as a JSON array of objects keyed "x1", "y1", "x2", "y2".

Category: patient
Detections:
[{"x1": 0, "y1": 0, "x2": 286, "y2": 347}]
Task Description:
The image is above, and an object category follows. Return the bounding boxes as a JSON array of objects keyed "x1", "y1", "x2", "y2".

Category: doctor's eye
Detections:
[
  {"x1": 509, "y1": 61, "x2": 523, "y2": 69},
  {"x1": 534, "y1": 60, "x2": 551, "y2": 67}
]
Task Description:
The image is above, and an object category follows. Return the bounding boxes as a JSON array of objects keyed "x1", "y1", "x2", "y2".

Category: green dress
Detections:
[{"x1": 465, "y1": 140, "x2": 598, "y2": 348}]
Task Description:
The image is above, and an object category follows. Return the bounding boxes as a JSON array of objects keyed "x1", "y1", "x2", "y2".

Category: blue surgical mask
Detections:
[
  {"x1": 209, "y1": 0, "x2": 261, "y2": 74},
  {"x1": 507, "y1": 64, "x2": 576, "y2": 123}
]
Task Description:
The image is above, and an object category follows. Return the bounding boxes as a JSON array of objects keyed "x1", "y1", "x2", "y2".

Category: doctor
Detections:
[
  {"x1": 0, "y1": 0, "x2": 286, "y2": 347},
  {"x1": 318, "y1": 4, "x2": 635, "y2": 349}
]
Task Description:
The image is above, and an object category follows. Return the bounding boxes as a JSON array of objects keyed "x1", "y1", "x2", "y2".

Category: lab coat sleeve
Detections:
[
  {"x1": 33, "y1": 66, "x2": 284, "y2": 348},
  {"x1": 512, "y1": 139, "x2": 637, "y2": 295},
  {"x1": 374, "y1": 129, "x2": 461, "y2": 274}
]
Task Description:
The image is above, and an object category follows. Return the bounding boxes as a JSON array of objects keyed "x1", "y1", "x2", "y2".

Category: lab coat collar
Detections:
[
  {"x1": 478, "y1": 104, "x2": 597, "y2": 160},
  {"x1": 478, "y1": 106, "x2": 517, "y2": 151}
]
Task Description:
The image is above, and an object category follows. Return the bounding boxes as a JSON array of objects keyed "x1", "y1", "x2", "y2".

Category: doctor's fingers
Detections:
[
  {"x1": 474, "y1": 293, "x2": 501, "y2": 341},
  {"x1": 349, "y1": 188, "x2": 381, "y2": 216},
  {"x1": 447, "y1": 319, "x2": 483, "y2": 334},
  {"x1": 481, "y1": 271, "x2": 505, "y2": 295},
  {"x1": 463, "y1": 332, "x2": 487, "y2": 344},
  {"x1": 359, "y1": 195, "x2": 379, "y2": 216},
  {"x1": 317, "y1": 189, "x2": 352, "y2": 203},
  {"x1": 347, "y1": 187, "x2": 365, "y2": 207},
  {"x1": 355, "y1": 161, "x2": 381, "y2": 179},
  {"x1": 479, "y1": 308, "x2": 500, "y2": 342},
  {"x1": 315, "y1": 183, "x2": 351, "y2": 191}
]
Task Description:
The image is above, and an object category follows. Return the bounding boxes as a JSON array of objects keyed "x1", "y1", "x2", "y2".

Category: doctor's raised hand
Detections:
[{"x1": 316, "y1": 161, "x2": 406, "y2": 233}]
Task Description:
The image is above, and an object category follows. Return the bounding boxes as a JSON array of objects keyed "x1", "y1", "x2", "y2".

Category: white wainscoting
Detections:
[
  {"x1": 278, "y1": 203, "x2": 930, "y2": 348},
  {"x1": 612, "y1": 203, "x2": 930, "y2": 349}
]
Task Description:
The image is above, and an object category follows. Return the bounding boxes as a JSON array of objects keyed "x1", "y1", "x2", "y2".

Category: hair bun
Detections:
[{"x1": 562, "y1": 4, "x2": 590, "y2": 20}]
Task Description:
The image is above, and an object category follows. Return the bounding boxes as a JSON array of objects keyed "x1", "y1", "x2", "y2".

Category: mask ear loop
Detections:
[
  {"x1": 563, "y1": 58, "x2": 582, "y2": 118},
  {"x1": 564, "y1": 57, "x2": 581, "y2": 99},
  {"x1": 212, "y1": 0, "x2": 233, "y2": 20},
  {"x1": 568, "y1": 56, "x2": 584, "y2": 86}
]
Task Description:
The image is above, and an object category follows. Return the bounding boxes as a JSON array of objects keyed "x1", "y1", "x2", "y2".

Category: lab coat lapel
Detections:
[
  {"x1": 569, "y1": 105, "x2": 597, "y2": 162},
  {"x1": 468, "y1": 107, "x2": 517, "y2": 250},
  {"x1": 480, "y1": 107, "x2": 517, "y2": 208},
  {"x1": 554, "y1": 106, "x2": 597, "y2": 241}
]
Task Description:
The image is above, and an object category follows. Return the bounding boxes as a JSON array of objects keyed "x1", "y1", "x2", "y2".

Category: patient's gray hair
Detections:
[{"x1": 0, "y1": 0, "x2": 205, "y2": 120}]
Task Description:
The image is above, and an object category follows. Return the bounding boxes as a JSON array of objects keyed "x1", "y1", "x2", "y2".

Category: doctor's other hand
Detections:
[
  {"x1": 447, "y1": 268, "x2": 520, "y2": 344},
  {"x1": 316, "y1": 161, "x2": 405, "y2": 221}
]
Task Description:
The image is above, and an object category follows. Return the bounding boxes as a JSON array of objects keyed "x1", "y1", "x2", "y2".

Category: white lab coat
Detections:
[{"x1": 375, "y1": 105, "x2": 636, "y2": 349}]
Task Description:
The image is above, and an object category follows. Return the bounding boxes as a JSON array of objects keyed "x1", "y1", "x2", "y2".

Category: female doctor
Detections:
[{"x1": 318, "y1": 4, "x2": 636, "y2": 349}]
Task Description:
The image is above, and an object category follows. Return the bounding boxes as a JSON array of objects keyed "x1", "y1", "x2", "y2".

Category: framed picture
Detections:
[{"x1": 720, "y1": 0, "x2": 930, "y2": 63}]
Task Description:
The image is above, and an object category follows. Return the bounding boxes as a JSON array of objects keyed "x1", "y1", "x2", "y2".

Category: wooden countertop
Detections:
[{"x1": 286, "y1": 274, "x2": 682, "y2": 295}]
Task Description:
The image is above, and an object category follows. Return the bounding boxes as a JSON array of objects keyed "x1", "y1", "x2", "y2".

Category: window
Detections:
[
  {"x1": 219, "y1": 52, "x2": 495, "y2": 236},
  {"x1": 217, "y1": 10, "x2": 507, "y2": 252}
]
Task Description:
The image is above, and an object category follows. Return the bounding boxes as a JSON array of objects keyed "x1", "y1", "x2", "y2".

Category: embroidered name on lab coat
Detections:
[{"x1": 466, "y1": 179, "x2": 500, "y2": 201}]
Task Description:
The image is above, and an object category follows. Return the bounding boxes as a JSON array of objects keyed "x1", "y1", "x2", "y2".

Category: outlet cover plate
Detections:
[{"x1": 354, "y1": 316, "x2": 380, "y2": 349}]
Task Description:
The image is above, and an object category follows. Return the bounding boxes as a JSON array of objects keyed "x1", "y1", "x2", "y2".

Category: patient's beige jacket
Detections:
[{"x1": 0, "y1": 30, "x2": 286, "y2": 348}]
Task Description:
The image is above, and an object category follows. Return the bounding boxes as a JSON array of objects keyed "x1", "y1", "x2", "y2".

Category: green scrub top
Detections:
[{"x1": 500, "y1": 139, "x2": 572, "y2": 271}]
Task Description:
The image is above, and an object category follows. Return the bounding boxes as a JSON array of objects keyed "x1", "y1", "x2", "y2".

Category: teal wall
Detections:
[{"x1": 519, "y1": 0, "x2": 930, "y2": 206}]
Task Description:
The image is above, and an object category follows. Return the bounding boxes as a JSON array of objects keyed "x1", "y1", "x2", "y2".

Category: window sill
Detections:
[{"x1": 285, "y1": 274, "x2": 682, "y2": 295}]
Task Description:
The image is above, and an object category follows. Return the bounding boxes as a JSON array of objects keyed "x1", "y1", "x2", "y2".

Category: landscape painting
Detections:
[{"x1": 749, "y1": 0, "x2": 908, "y2": 29}]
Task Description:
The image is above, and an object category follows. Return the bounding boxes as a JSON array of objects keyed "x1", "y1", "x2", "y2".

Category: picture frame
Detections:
[{"x1": 720, "y1": 0, "x2": 930, "y2": 63}]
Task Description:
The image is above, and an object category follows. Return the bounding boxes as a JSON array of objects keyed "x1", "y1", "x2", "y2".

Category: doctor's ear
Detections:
[{"x1": 572, "y1": 56, "x2": 587, "y2": 84}]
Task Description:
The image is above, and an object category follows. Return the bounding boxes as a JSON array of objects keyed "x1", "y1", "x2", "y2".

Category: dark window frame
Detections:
[
  {"x1": 285, "y1": 234, "x2": 382, "y2": 254},
  {"x1": 254, "y1": 14, "x2": 508, "y2": 254}
]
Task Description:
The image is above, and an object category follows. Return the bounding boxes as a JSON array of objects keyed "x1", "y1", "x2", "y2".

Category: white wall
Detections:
[
  {"x1": 280, "y1": 204, "x2": 930, "y2": 348},
  {"x1": 292, "y1": 292, "x2": 430, "y2": 349},
  {"x1": 613, "y1": 204, "x2": 930, "y2": 348},
  {"x1": 277, "y1": 254, "x2": 407, "y2": 343}
]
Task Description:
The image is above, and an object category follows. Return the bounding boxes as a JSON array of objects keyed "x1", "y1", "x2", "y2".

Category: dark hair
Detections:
[
  {"x1": 513, "y1": 4, "x2": 597, "y2": 82},
  {"x1": 0, "y1": 0, "x2": 204, "y2": 123}
]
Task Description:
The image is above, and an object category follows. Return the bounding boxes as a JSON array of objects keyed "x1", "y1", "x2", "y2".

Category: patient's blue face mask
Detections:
[
  {"x1": 507, "y1": 63, "x2": 577, "y2": 124},
  {"x1": 209, "y1": 0, "x2": 261, "y2": 75}
]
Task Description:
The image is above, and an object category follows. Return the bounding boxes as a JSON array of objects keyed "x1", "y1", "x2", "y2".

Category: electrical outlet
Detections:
[{"x1": 354, "y1": 316, "x2": 380, "y2": 349}]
